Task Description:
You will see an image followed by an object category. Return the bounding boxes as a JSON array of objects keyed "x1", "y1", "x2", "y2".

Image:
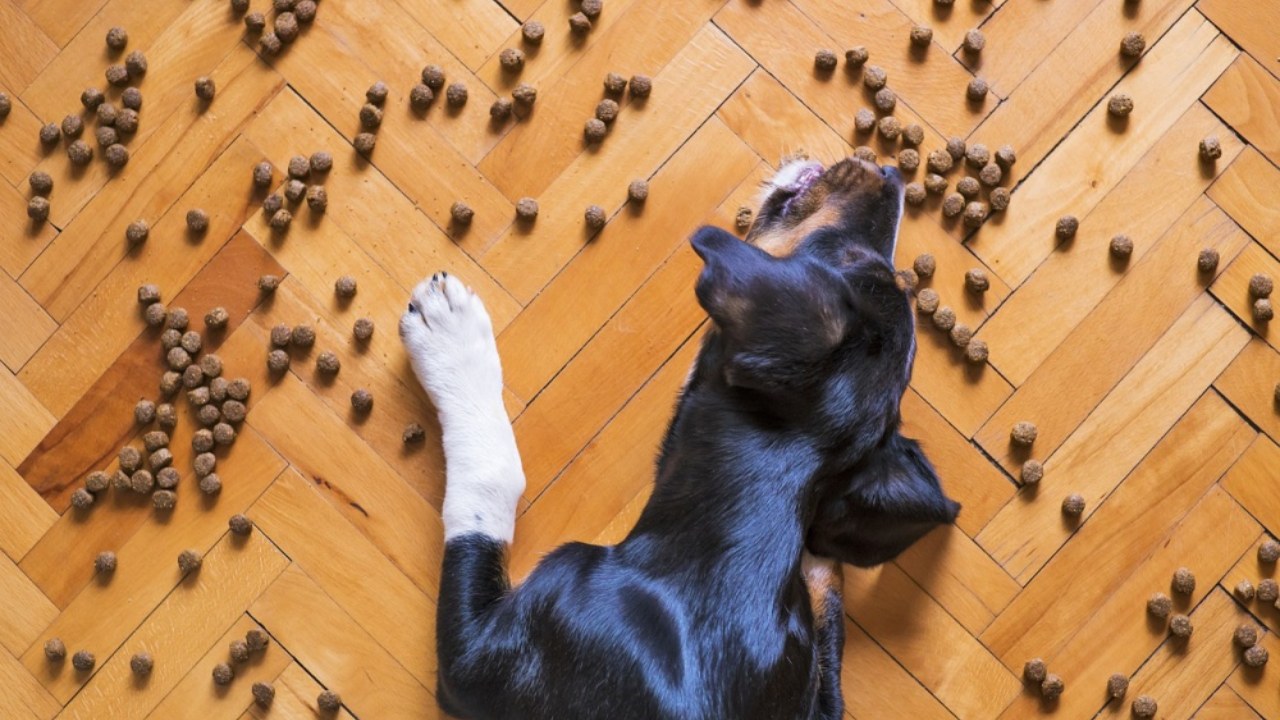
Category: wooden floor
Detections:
[{"x1": 2, "y1": 0, "x2": 1279, "y2": 717}]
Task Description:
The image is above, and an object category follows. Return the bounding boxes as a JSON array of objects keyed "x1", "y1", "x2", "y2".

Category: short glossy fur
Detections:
[{"x1": 421, "y1": 158, "x2": 960, "y2": 719}]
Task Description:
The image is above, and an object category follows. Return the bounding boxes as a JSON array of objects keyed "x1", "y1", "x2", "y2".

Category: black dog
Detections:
[{"x1": 399, "y1": 157, "x2": 960, "y2": 719}]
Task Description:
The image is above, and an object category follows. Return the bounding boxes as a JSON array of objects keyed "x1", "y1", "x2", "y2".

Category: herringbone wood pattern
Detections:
[{"x1": 1, "y1": 0, "x2": 1279, "y2": 717}]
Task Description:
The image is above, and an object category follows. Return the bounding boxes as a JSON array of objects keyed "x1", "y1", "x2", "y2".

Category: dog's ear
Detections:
[
  {"x1": 807, "y1": 432, "x2": 960, "y2": 567},
  {"x1": 690, "y1": 225, "x2": 774, "y2": 328}
]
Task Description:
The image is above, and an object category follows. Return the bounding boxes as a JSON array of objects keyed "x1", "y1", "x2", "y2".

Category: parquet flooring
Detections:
[{"x1": 1, "y1": 0, "x2": 1278, "y2": 717}]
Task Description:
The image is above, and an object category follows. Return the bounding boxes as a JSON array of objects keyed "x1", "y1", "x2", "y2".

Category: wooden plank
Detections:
[
  {"x1": 1222, "y1": 536, "x2": 1279, "y2": 634},
  {"x1": 511, "y1": 335, "x2": 701, "y2": 580},
  {"x1": 0, "y1": 268, "x2": 55, "y2": 372},
  {"x1": 966, "y1": 12, "x2": 1237, "y2": 285},
  {"x1": 1226, "y1": 626, "x2": 1279, "y2": 718},
  {"x1": 56, "y1": 532, "x2": 289, "y2": 719},
  {"x1": 840, "y1": 617, "x2": 954, "y2": 720},
  {"x1": 18, "y1": 0, "x2": 107, "y2": 48},
  {"x1": 843, "y1": 562, "x2": 1021, "y2": 720},
  {"x1": 0, "y1": 459, "x2": 56, "y2": 561},
  {"x1": 893, "y1": 524, "x2": 1019, "y2": 636},
  {"x1": 981, "y1": 393, "x2": 1254, "y2": 662},
  {"x1": 1209, "y1": 239, "x2": 1280, "y2": 352},
  {"x1": 1204, "y1": 56, "x2": 1280, "y2": 168},
  {"x1": 0, "y1": 165, "x2": 59, "y2": 280},
  {"x1": 1220, "y1": 434, "x2": 1280, "y2": 538},
  {"x1": 0, "y1": 550, "x2": 56, "y2": 657},
  {"x1": 478, "y1": 24, "x2": 756, "y2": 304},
  {"x1": 240, "y1": 89, "x2": 521, "y2": 332},
  {"x1": 1197, "y1": 0, "x2": 1280, "y2": 79},
  {"x1": 248, "y1": 565, "x2": 437, "y2": 718},
  {"x1": 1214, "y1": 340, "x2": 1280, "y2": 445},
  {"x1": 0, "y1": 646, "x2": 58, "y2": 720},
  {"x1": 907, "y1": 305, "x2": 1014, "y2": 439},
  {"x1": 243, "y1": 662, "x2": 356, "y2": 720},
  {"x1": 245, "y1": 372, "x2": 445, "y2": 598},
  {"x1": 0, "y1": 78, "x2": 45, "y2": 189},
  {"x1": 976, "y1": 106, "x2": 1245, "y2": 386},
  {"x1": 0, "y1": 366, "x2": 55, "y2": 471},
  {"x1": 775, "y1": 0, "x2": 996, "y2": 137},
  {"x1": 976, "y1": 294, "x2": 1251, "y2": 582},
  {"x1": 387, "y1": 0, "x2": 516, "y2": 71},
  {"x1": 20, "y1": 427, "x2": 285, "y2": 701},
  {"x1": 900, "y1": 388, "x2": 1012, "y2": 537},
  {"x1": 1207, "y1": 147, "x2": 1280, "y2": 260},
  {"x1": 1103, "y1": 590, "x2": 1252, "y2": 720},
  {"x1": 975, "y1": 200, "x2": 1249, "y2": 475},
  {"x1": 1195, "y1": 686, "x2": 1261, "y2": 720},
  {"x1": 890, "y1": 0, "x2": 1002, "y2": 53},
  {"x1": 17, "y1": 229, "x2": 282, "y2": 510},
  {"x1": 498, "y1": 117, "x2": 758, "y2": 403},
  {"x1": 716, "y1": 69, "x2": 852, "y2": 170},
  {"x1": 250, "y1": 467, "x2": 437, "y2": 688},
  {"x1": 0, "y1": 0, "x2": 57, "y2": 92},
  {"x1": 19, "y1": 47, "x2": 281, "y2": 319},
  {"x1": 148, "y1": 616, "x2": 291, "y2": 720},
  {"x1": 993, "y1": 486, "x2": 1259, "y2": 719}
]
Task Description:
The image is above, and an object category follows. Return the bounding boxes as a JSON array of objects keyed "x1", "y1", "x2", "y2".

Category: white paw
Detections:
[{"x1": 399, "y1": 273, "x2": 502, "y2": 418}]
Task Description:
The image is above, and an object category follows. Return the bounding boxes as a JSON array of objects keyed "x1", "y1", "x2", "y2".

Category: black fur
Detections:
[{"x1": 436, "y1": 161, "x2": 958, "y2": 718}]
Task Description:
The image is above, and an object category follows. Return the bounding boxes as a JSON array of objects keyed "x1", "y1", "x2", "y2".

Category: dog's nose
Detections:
[{"x1": 881, "y1": 165, "x2": 902, "y2": 184}]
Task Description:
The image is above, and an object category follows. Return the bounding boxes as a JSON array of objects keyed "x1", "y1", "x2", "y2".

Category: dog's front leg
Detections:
[{"x1": 400, "y1": 273, "x2": 525, "y2": 543}]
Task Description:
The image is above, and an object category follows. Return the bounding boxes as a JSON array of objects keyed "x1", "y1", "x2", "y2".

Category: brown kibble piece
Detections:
[
  {"x1": 1055, "y1": 216, "x2": 1079, "y2": 240},
  {"x1": 212, "y1": 662, "x2": 233, "y2": 685},
  {"x1": 581, "y1": 0, "x2": 603, "y2": 17},
  {"x1": 106, "y1": 26, "x2": 128, "y2": 50},
  {"x1": 1132, "y1": 695, "x2": 1157, "y2": 718},
  {"x1": 86, "y1": 470, "x2": 111, "y2": 493},
  {"x1": 67, "y1": 140, "x2": 93, "y2": 166},
  {"x1": 199, "y1": 473, "x2": 221, "y2": 494},
  {"x1": 153, "y1": 489, "x2": 176, "y2": 510},
  {"x1": 353, "y1": 317, "x2": 375, "y2": 341},
  {"x1": 1259, "y1": 539, "x2": 1280, "y2": 563},
  {"x1": 499, "y1": 48, "x2": 525, "y2": 74},
  {"x1": 270, "y1": 208, "x2": 292, "y2": 231},
  {"x1": 104, "y1": 143, "x2": 129, "y2": 168},
  {"x1": 927, "y1": 149, "x2": 953, "y2": 174},
  {"x1": 941, "y1": 193, "x2": 964, "y2": 218},
  {"x1": 949, "y1": 324, "x2": 973, "y2": 349},
  {"x1": 1249, "y1": 273, "x2": 1273, "y2": 298},
  {"x1": 967, "y1": 341, "x2": 990, "y2": 366},
  {"x1": 932, "y1": 306, "x2": 956, "y2": 332},
  {"x1": 1062, "y1": 493, "x2": 1085, "y2": 516},
  {"x1": 73, "y1": 650, "x2": 96, "y2": 671},
  {"x1": 295, "y1": 0, "x2": 316, "y2": 23},
  {"x1": 61, "y1": 114, "x2": 84, "y2": 139},
  {"x1": 213, "y1": 422, "x2": 236, "y2": 446},
  {"x1": 979, "y1": 163, "x2": 1002, "y2": 187},
  {"x1": 177, "y1": 549, "x2": 202, "y2": 574},
  {"x1": 304, "y1": 185, "x2": 326, "y2": 213},
  {"x1": 962, "y1": 201, "x2": 988, "y2": 229},
  {"x1": 595, "y1": 98, "x2": 620, "y2": 124},
  {"x1": 194, "y1": 452, "x2": 216, "y2": 478},
  {"x1": 901, "y1": 124, "x2": 924, "y2": 148},
  {"x1": 95, "y1": 550, "x2": 117, "y2": 573},
  {"x1": 106, "y1": 64, "x2": 129, "y2": 87},
  {"x1": 853, "y1": 146, "x2": 876, "y2": 164},
  {"x1": 284, "y1": 179, "x2": 306, "y2": 203},
  {"x1": 270, "y1": 324, "x2": 292, "y2": 348},
  {"x1": 71, "y1": 488, "x2": 94, "y2": 509},
  {"x1": 145, "y1": 303, "x2": 168, "y2": 329},
  {"x1": 1109, "y1": 234, "x2": 1134, "y2": 260},
  {"x1": 585, "y1": 204, "x2": 607, "y2": 231},
  {"x1": 445, "y1": 82, "x2": 468, "y2": 108},
  {"x1": 913, "y1": 254, "x2": 935, "y2": 279},
  {"x1": 629, "y1": 75, "x2": 652, "y2": 99},
  {"x1": 125, "y1": 50, "x2": 147, "y2": 78},
  {"x1": 334, "y1": 275, "x2": 357, "y2": 298},
  {"x1": 359, "y1": 103, "x2": 383, "y2": 130},
  {"x1": 450, "y1": 201, "x2": 474, "y2": 225},
  {"x1": 1199, "y1": 136, "x2": 1222, "y2": 161},
  {"x1": 1244, "y1": 645, "x2": 1269, "y2": 668},
  {"x1": 245, "y1": 12, "x2": 266, "y2": 32},
  {"x1": 1040, "y1": 674, "x2": 1064, "y2": 701},
  {"x1": 814, "y1": 49, "x2": 837, "y2": 72},
  {"x1": 989, "y1": 187, "x2": 1011, "y2": 213},
  {"x1": 1196, "y1": 248, "x2": 1219, "y2": 274},
  {"x1": 995, "y1": 145, "x2": 1017, "y2": 168},
  {"x1": 230, "y1": 639, "x2": 250, "y2": 663},
  {"x1": 569, "y1": 11, "x2": 591, "y2": 33},
  {"x1": 135, "y1": 399, "x2": 156, "y2": 425},
  {"x1": 924, "y1": 174, "x2": 948, "y2": 195},
  {"x1": 1021, "y1": 460, "x2": 1044, "y2": 484},
  {"x1": 45, "y1": 638, "x2": 66, "y2": 662},
  {"x1": 1171, "y1": 567, "x2": 1195, "y2": 595},
  {"x1": 965, "y1": 269, "x2": 989, "y2": 294},
  {"x1": 409, "y1": 83, "x2": 434, "y2": 111},
  {"x1": 916, "y1": 288, "x2": 939, "y2": 315},
  {"x1": 156, "y1": 467, "x2": 179, "y2": 489},
  {"x1": 956, "y1": 177, "x2": 980, "y2": 199},
  {"x1": 1259, "y1": 579, "x2": 1279, "y2": 603},
  {"x1": 318, "y1": 690, "x2": 342, "y2": 712},
  {"x1": 522, "y1": 20, "x2": 545, "y2": 44},
  {"x1": 735, "y1": 206, "x2": 753, "y2": 232},
  {"x1": 354, "y1": 132, "x2": 376, "y2": 156},
  {"x1": 1107, "y1": 94, "x2": 1134, "y2": 117},
  {"x1": 910, "y1": 25, "x2": 933, "y2": 47},
  {"x1": 512, "y1": 83, "x2": 538, "y2": 110},
  {"x1": 1254, "y1": 298, "x2": 1273, "y2": 323},
  {"x1": 1023, "y1": 658, "x2": 1046, "y2": 684},
  {"x1": 130, "y1": 652, "x2": 153, "y2": 677},
  {"x1": 877, "y1": 116, "x2": 900, "y2": 141},
  {"x1": 1236, "y1": 579, "x2": 1255, "y2": 600},
  {"x1": 267, "y1": 349, "x2": 290, "y2": 372},
  {"x1": 246, "y1": 629, "x2": 269, "y2": 652},
  {"x1": 130, "y1": 469, "x2": 154, "y2": 493},
  {"x1": 253, "y1": 681, "x2": 276, "y2": 707},
  {"x1": 29, "y1": 170, "x2": 54, "y2": 197},
  {"x1": 845, "y1": 47, "x2": 868, "y2": 67},
  {"x1": 490, "y1": 98, "x2": 513, "y2": 121},
  {"x1": 143, "y1": 431, "x2": 169, "y2": 453},
  {"x1": 420, "y1": 65, "x2": 445, "y2": 91},
  {"x1": 1235, "y1": 623, "x2": 1260, "y2": 648},
  {"x1": 853, "y1": 108, "x2": 875, "y2": 134},
  {"x1": 966, "y1": 77, "x2": 988, "y2": 102},
  {"x1": 351, "y1": 388, "x2": 373, "y2": 412},
  {"x1": 157, "y1": 403, "x2": 177, "y2": 429},
  {"x1": 120, "y1": 446, "x2": 143, "y2": 473},
  {"x1": 222, "y1": 400, "x2": 247, "y2": 423},
  {"x1": 316, "y1": 351, "x2": 340, "y2": 374},
  {"x1": 1169, "y1": 613, "x2": 1193, "y2": 638},
  {"x1": 229, "y1": 514, "x2": 254, "y2": 535},
  {"x1": 862, "y1": 65, "x2": 887, "y2": 90},
  {"x1": 1011, "y1": 421, "x2": 1038, "y2": 446},
  {"x1": 963, "y1": 29, "x2": 985, "y2": 54},
  {"x1": 904, "y1": 182, "x2": 926, "y2": 206},
  {"x1": 584, "y1": 118, "x2": 607, "y2": 143},
  {"x1": 403, "y1": 423, "x2": 426, "y2": 444},
  {"x1": 274, "y1": 12, "x2": 298, "y2": 42},
  {"x1": 1106, "y1": 673, "x2": 1128, "y2": 700},
  {"x1": 1121, "y1": 32, "x2": 1146, "y2": 58},
  {"x1": 129, "y1": 222, "x2": 151, "y2": 249}
]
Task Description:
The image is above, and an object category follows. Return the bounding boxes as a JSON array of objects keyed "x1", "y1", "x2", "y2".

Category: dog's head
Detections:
[{"x1": 691, "y1": 156, "x2": 958, "y2": 567}]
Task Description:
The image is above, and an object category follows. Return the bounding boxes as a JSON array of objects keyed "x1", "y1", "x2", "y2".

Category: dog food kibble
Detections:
[
  {"x1": 177, "y1": 549, "x2": 203, "y2": 575},
  {"x1": 225, "y1": 377, "x2": 250, "y2": 402},
  {"x1": 877, "y1": 116, "x2": 901, "y2": 141},
  {"x1": 350, "y1": 388, "x2": 374, "y2": 413},
  {"x1": 1259, "y1": 579, "x2": 1279, "y2": 603},
  {"x1": 181, "y1": 330, "x2": 203, "y2": 355},
  {"x1": 1022, "y1": 658, "x2": 1048, "y2": 685},
  {"x1": 896, "y1": 269, "x2": 918, "y2": 293},
  {"x1": 198, "y1": 403, "x2": 221, "y2": 426},
  {"x1": 854, "y1": 108, "x2": 876, "y2": 134},
  {"x1": 1172, "y1": 567, "x2": 1196, "y2": 595},
  {"x1": 979, "y1": 163, "x2": 1002, "y2": 187},
  {"x1": 104, "y1": 143, "x2": 129, "y2": 168},
  {"x1": 191, "y1": 429, "x2": 215, "y2": 455},
  {"x1": 1249, "y1": 273, "x2": 1273, "y2": 298},
  {"x1": 27, "y1": 171, "x2": 55, "y2": 199},
  {"x1": 269, "y1": 323, "x2": 293, "y2": 348},
  {"x1": 964, "y1": 269, "x2": 990, "y2": 294},
  {"x1": 213, "y1": 422, "x2": 236, "y2": 446},
  {"x1": 244, "y1": 11, "x2": 266, "y2": 32},
  {"x1": 120, "y1": 446, "x2": 143, "y2": 474},
  {"x1": 222, "y1": 399, "x2": 247, "y2": 423},
  {"x1": 873, "y1": 88, "x2": 898, "y2": 115},
  {"x1": 992, "y1": 146, "x2": 1017, "y2": 172},
  {"x1": 910, "y1": 254, "x2": 936, "y2": 280},
  {"x1": 1245, "y1": 645, "x2": 1269, "y2": 668},
  {"x1": 212, "y1": 662, "x2": 234, "y2": 685},
  {"x1": 306, "y1": 152, "x2": 332, "y2": 177},
  {"x1": 566, "y1": 10, "x2": 591, "y2": 33},
  {"x1": 966, "y1": 77, "x2": 989, "y2": 102},
  {"x1": 228, "y1": 514, "x2": 254, "y2": 536},
  {"x1": 965, "y1": 338, "x2": 990, "y2": 365},
  {"x1": 111, "y1": 470, "x2": 131, "y2": 491},
  {"x1": 347, "y1": 131, "x2": 375, "y2": 158},
  {"x1": 629, "y1": 75, "x2": 652, "y2": 99},
  {"x1": 862, "y1": 65, "x2": 888, "y2": 91},
  {"x1": 315, "y1": 351, "x2": 341, "y2": 374},
  {"x1": 489, "y1": 98, "x2": 513, "y2": 121},
  {"x1": 949, "y1": 324, "x2": 973, "y2": 349},
  {"x1": 295, "y1": 0, "x2": 316, "y2": 23},
  {"x1": 156, "y1": 467, "x2": 179, "y2": 489},
  {"x1": 1105, "y1": 673, "x2": 1128, "y2": 699},
  {"x1": 199, "y1": 473, "x2": 222, "y2": 494},
  {"x1": 67, "y1": 140, "x2": 93, "y2": 165},
  {"x1": 267, "y1": 349, "x2": 290, "y2": 373},
  {"x1": 347, "y1": 317, "x2": 374, "y2": 344},
  {"x1": 305, "y1": 185, "x2": 327, "y2": 213},
  {"x1": 1106, "y1": 234, "x2": 1135, "y2": 260},
  {"x1": 71, "y1": 487, "x2": 95, "y2": 510},
  {"x1": 1041, "y1": 674, "x2": 1064, "y2": 700},
  {"x1": 439, "y1": 82, "x2": 467, "y2": 109},
  {"x1": 1235, "y1": 623, "x2": 1260, "y2": 648},
  {"x1": 125, "y1": 50, "x2": 148, "y2": 79},
  {"x1": 1132, "y1": 696, "x2": 1157, "y2": 718},
  {"x1": 143, "y1": 431, "x2": 169, "y2": 453},
  {"x1": 73, "y1": 650, "x2": 96, "y2": 671},
  {"x1": 145, "y1": 302, "x2": 170, "y2": 328},
  {"x1": 1236, "y1": 578, "x2": 1256, "y2": 600},
  {"x1": 932, "y1": 306, "x2": 957, "y2": 332},
  {"x1": 963, "y1": 29, "x2": 986, "y2": 54},
  {"x1": 45, "y1": 638, "x2": 66, "y2": 662},
  {"x1": 585, "y1": 204, "x2": 607, "y2": 231},
  {"x1": 853, "y1": 146, "x2": 877, "y2": 164},
  {"x1": 1019, "y1": 459, "x2": 1045, "y2": 484},
  {"x1": 1169, "y1": 613, "x2": 1193, "y2": 638},
  {"x1": 403, "y1": 423, "x2": 426, "y2": 444},
  {"x1": 916, "y1": 288, "x2": 940, "y2": 315},
  {"x1": 281, "y1": 156, "x2": 308, "y2": 181},
  {"x1": 188, "y1": 386, "x2": 211, "y2": 407},
  {"x1": 1062, "y1": 493, "x2": 1086, "y2": 516},
  {"x1": 252, "y1": 681, "x2": 276, "y2": 707},
  {"x1": 734, "y1": 206, "x2": 753, "y2": 232},
  {"x1": 130, "y1": 469, "x2": 154, "y2": 493},
  {"x1": 95, "y1": 550, "x2": 117, "y2": 574},
  {"x1": 580, "y1": 0, "x2": 604, "y2": 17},
  {"x1": 927, "y1": 150, "x2": 954, "y2": 174},
  {"x1": 845, "y1": 46, "x2": 869, "y2": 67},
  {"x1": 318, "y1": 689, "x2": 342, "y2": 711},
  {"x1": 511, "y1": 83, "x2": 538, "y2": 114},
  {"x1": 273, "y1": 11, "x2": 299, "y2": 43},
  {"x1": 245, "y1": 628, "x2": 269, "y2": 652},
  {"x1": 168, "y1": 347, "x2": 193, "y2": 371},
  {"x1": 1198, "y1": 135, "x2": 1222, "y2": 162},
  {"x1": 130, "y1": 652, "x2": 153, "y2": 677},
  {"x1": 114, "y1": 108, "x2": 139, "y2": 135},
  {"x1": 105, "y1": 63, "x2": 130, "y2": 87},
  {"x1": 106, "y1": 25, "x2": 128, "y2": 50},
  {"x1": 583, "y1": 118, "x2": 608, "y2": 143},
  {"x1": 416, "y1": 66, "x2": 445, "y2": 94},
  {"x1": 595, "y1": 99, "x2": 619, "y2": 124},
  {"x1": 904, "y1": 182, "x2": 926, "y2": 206},
  {"x1": 1107, "y1": 93, "x2": 1134, "y2": 118},
  {"x1": 941, "y1": 193, "x2": 965, "y2": 218},
  {"x1": 1190, "y1": 249, "x2": 1219, "y2": 276},
  {"x1": 0, "y1": 92, "x2": 9, "y2": 118},
  {"x1": 333, "y1": 275, "x2": 358, "y2": 299},
  {"x1": 86, "y1": 470, "x2": 111, "y2": 493},
  {"x1": 814, "y1": 49, "x2": 838, "y2": 72},
  {"x1": 956, "y1": 177, "x2": 980, "y2": 199},
  {"x1": 1010, "y1": 421, "x2": 1038, "y2": 446},
  {"x1": 1258, "y1": 539, "x2": 1280, "y2": 563},
  {"x1": 449, "y1": 201, "x2": 474, "y2": 226},
  {"x1": 520, "y1": 19, "x2": 546, "y2": 45},
  {"x1": 269, "y1": 207, "x2": 293, "y2": 231},
  {"x1": 229, "y1": 639, "x2": 251, "y2": 664},
  {"x1": 1255, "y1": 299, "x2": 1274, "y2": 322},
  {"x1": 1055, "y1": 216, "x2": 1079, "y2": 240},
  {"x1": 910, "y1": 25, "x2": 933, "y2": 47},
  {"x1": 924, "y1": 174, "x2": 948, "y2": 196},
  {"x1": 61, "y1": 114, "x2": 84, "y2": 140},
  {"x1": 159, "y1": 371, "x2": 182, "y2": 400},
  {"x1": 194, "y1": 452, "x2": 216, "y2": 478},
  {"x1": 1121, "y1": 32, "x2": 1146, "y2": 58},
  {"x1": 963, "y1": 202, "x2": 989, "y2": 229},
  {"x1": 358, "y1": 103, "x2": 383, "y2": 130},
  {"x1": 962, "y1": 144, "x2": 988, "y2": 170},
  {"x1": 135, "y1": 399, "x2": 157, "y2": 425},
  {"x1": 284, "y1": 179, "x2": 306, "y2": 204}
]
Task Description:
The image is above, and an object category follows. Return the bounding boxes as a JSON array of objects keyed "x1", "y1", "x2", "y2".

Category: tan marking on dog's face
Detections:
[{"x1": 748, "y1": 159, "x2": 888, "y2": 258}]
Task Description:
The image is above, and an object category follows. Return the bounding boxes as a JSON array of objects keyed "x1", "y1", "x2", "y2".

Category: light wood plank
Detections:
[
  {"x1": 148, "y1": 615, "x2": 291, "y2": 720},
  {"x1": 1209, "y1": 238, "x2": 1280, "y2": 352},
  {"x1": 1207, "y1": 147, "x2": 1280, "y2": 260},
  {"x1": 1214, "y1": 340, "x2": 1280, "y2": 445},
  {"x1": 1204, "y1": 55, "x2": 1280, "y2": 168}
]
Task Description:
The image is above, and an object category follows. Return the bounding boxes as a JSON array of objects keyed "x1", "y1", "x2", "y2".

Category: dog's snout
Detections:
[{"x1": 881, "y1": 165, "x2": 901, "y2": 183}]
